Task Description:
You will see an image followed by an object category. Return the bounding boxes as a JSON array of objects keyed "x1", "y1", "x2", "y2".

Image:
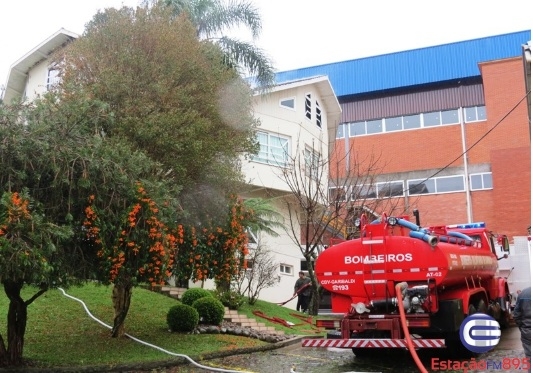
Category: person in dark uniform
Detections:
[
  {"x1": 294, "y1": 271, "x2": 311, "y2": 313},
  {"x1": 513, "y1": 286, "x2": 531, "y2": 372}
]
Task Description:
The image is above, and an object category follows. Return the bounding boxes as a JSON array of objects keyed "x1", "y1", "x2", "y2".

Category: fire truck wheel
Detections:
[
  {"x1": 468, "y1": 304, "x2": 477, "y2": 315},
  {"x1": 477, "y1": 299, "x2": 488, "y2": 314},
  {"x1": 498, "y1": 310, "x2": 510, "y2": 329}
]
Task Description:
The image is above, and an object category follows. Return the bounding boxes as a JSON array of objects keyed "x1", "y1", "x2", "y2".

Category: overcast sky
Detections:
[{"x1": 1, "y1": 0, "x2": 531, "y2": 89}]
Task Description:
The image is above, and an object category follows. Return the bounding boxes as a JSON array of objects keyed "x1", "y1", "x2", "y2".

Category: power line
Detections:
[{"x1": 410, "y1": 89, "x2": 531, "y2": 191}]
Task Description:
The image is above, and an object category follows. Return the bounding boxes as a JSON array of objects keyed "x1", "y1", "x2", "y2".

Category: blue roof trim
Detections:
[{"x1": 275, "y1": 30, "x2": 531, "y2": 97}]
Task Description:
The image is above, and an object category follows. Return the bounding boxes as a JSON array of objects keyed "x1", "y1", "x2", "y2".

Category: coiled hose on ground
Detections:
[{"x1": 58, "y1": 288, "x2": 252, "y2": 373}]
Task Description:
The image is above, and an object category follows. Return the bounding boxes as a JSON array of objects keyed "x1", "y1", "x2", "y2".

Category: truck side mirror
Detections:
[{"x1": 501, "y1": 235, "x2": 510, "y2": 253}]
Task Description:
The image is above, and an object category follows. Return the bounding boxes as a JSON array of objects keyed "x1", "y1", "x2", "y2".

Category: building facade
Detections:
[
  {"x1": 1, "y1": 29, "x2": 342, "y2": 309},
  {"x1": 277, "y1": 30, "x2": 531, "y2": 241}
]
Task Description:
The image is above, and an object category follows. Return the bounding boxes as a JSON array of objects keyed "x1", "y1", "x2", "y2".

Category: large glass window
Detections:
[
  {"x1": 385, "y1": 117, "x2": 402, "y2": 132},
  {"x1": 349, "y1": 121, "x2": 366, "y2": 137},
  {"x1": 351, "y1": 184, "x2": 376, "y2": 200},
  {"x1": 441, "y1": 109, "x2": 460, "y2": 125},
  {"x1": 423, "y1": 111, "x2": 441, "y2": 127},
  {"x1": 403, "y1": 114, "x2": 421, "y2": 130},
  {"x1": 366, "y1": 119, "x2": 383, "y2": 134},
  {"x1": 470, "y1": 172, "x2": 493, "y2": 190},
  {"x1": 254, "y1": 132, "x2": 289, "y2": 166},
  {"x1": 329, "y1": 187, "x2": 347, "y2": 203},
  {"x1": 336, "y1": 124, "x2": 346, "y2": 139},
  {"x1": 408, "y1": 175, "x2": 464, "y2": 195},
  {"x1": 464, "y1": 106, "x2": 487, "y2": 122},
  {"x1": 408, "y1": 179, "x2": 434, "y2": 195},
  {"x1": 436, "y1": 175, "x2": 464, "y2": 193},
  {"x1": 377, "y1": 181, "x2": 404, "y2": 197}
]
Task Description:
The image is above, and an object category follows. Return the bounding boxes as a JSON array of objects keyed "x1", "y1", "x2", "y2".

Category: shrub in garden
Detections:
[
  {"x1": 167, "y1": 304, "x2": 199, "y2": 332},
  {"x1": 192, "y1": 297, "x2": 226, "y2": 325},
  {"x1": 216, "y1": 290, "x2": 245, "y2": 310},
  {"x1": 181, "y1": 288, "x2": 213, "y2": 306}
]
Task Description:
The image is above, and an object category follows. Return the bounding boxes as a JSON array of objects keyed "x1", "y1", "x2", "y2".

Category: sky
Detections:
[{"x1": 0, "y1": 0, "x2": 531, "y2": 89}]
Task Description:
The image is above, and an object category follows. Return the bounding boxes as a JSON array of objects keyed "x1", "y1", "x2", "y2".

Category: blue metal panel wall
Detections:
[{"x1": 276, "y1": 30, "x2": 531, "y2": 98}]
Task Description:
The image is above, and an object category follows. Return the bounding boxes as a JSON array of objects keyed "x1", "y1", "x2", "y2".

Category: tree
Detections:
[
  {"x1": 277, "y1": 138, "x2": 400, "y2": 315},
  {"x1": 160, "y1": 0, "x2": 275, "y2": 89},
  {"x1": 58, "y1": 3, "x2": 259, "y2": 226},
  {"x1": 234, "y1": 237, "x2": 278, "y2": 304},
  {"x1": 83, "y1": 184, "x2": 175, "y2": 337},
  {"x1": 0, "y1": 191, "x2": 72, "y2": 365},
  {"x1": 242, "y1": 197, "x2": 284, "y2": 237},
  {"x1": 172, "y1": 194, "x2": 249, "y2": 291}
]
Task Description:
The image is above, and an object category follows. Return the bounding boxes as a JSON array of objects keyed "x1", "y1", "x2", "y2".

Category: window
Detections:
[
  {"x1": 403, "y1": 114, "x2": 421, "y2": 130},
  {"x1": 408, "y1": 175, "x2": 464, "y2": 195},
  {"x1": 366, "y1": 119, "x2": 383, "y2": 134},
  {"x1": 329, "y1": 187, "x2": 347, "y2": 203},
  {"x1": 280, "y1": 97, "x2": 295, "y2": 109},
  {"x1": 316, "y1": 101, "x2": 322, "y2": 128},
  {"x1": 385, "y1": 117, "x2": 403, "y2": 132},
  {"x1": 407, "y1": 175, "x2": 465, "y2": 196},
  {"x1": 464, "y1": 106, "x2": 487, "y2": 122},
  {"x1": 470, "y1": 172, "x2": 493, "y2": 190},
  {"x1": 304, "y1": 147, "x2": 320, "y2": 180},
  {"x1": 351, "y1": 184, "x2": 376, "y2": 200},
  {"x1": 305, "y1": 93, "x2": 312, "y2": 120},
  {"x1": 423, "y1": 111, "x2": 441, "y2": 127},
  {"x1": 441, "y1": 109, "x2": 460, "y2": 125},
  {"x1": 280, "y1": 264, "x2": 293, "y2": 275},
  {"x1": 336, "y1": 124, "x2": 346, "y2": 139},
  {"x1": 376, "y1": 181, "x2": 404, "y2": 197},
  {"x1": 349, "y1": 121, "x2": 366, "y2": 137},
  {"x1": 253, "y1": 132, "x2": 290, "y2": 166},
  {"x1": 46, "y1": 67, "x2": 60, "y2": 90},
  {"x1": 436, "y1": 175, "x2": 464, "y2": 193},
  {"x1": 408, "y1": 179, "x2": 433, "y2": 195}
]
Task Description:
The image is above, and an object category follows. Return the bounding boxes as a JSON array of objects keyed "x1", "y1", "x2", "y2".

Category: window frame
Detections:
[
  {"x1": 279, "y1": 97, "x2": 296, "y2": 110},
  {"x1": 470, "y1": 172, "x2": 493, "y2": 191},
  {"x1": 280, "y1": 264, "x2": 293, "y2": 275},
  {"x1": 253, "y1": 131, "x2": 290, "y2": 167}
]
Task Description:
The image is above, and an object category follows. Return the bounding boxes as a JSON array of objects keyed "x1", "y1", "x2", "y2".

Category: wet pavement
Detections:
[{"x1": 143, "y1": 326, "x2": 529, "y2": 373}]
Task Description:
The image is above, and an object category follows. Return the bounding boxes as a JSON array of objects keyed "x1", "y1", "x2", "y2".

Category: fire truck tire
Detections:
[
  {"x1": 477, "y1": 299, "x2": 488, "y2": 314},
  {"x1": 498, "y1": 310, "x2": 510, "y2": 329},
  {"x1": 468, "y1": 304, "x2": 476, "y2": 315}
]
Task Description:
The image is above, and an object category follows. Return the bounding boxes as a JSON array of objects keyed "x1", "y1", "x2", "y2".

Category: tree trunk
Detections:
[
  {"x1": 111, "y1": 282, "x2": 132, "y2": 338},
  {"x1": 0, "y1": 280, "x2": 27, "y2": 366},
  {"x1": 304, "y1": 254, "x2": 320, "y2": 316}
]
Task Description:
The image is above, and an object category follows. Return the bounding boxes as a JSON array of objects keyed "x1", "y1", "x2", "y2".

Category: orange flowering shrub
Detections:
[
  {"x1": 172, "y1": 195, "x2": 249, "y2": 286},
  {"x1": 83, "y1": 183, "x2": 174, "y2": 286},
  {"x1": 0, "y1": 190, "x2": 71, "y2": 284}
]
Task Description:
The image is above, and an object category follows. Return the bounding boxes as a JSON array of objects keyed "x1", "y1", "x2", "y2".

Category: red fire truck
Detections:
[{"x1": 303, "y1": 212, "x2": 511, "y2": 356}]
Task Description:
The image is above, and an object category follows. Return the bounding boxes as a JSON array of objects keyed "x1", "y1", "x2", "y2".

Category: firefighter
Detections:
[
  {"x1": 513, "y1": 286, "x2": 531, "y2": 370},
  {"x1": 294, "y1": 271, "x2": 311, "y2": 313}
]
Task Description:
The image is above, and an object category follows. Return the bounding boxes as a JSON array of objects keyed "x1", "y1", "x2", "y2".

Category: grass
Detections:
[{"x1": 0, "y1": 283, "x2": 325, "y2": 369}]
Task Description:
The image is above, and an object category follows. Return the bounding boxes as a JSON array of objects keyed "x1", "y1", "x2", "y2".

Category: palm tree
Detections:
[
  {"x1": 161, "y1": 0, "x2": 275, "y2": 89},
  {"x1": 243, "y1": 197, "x2": 285, "y2": 237}
]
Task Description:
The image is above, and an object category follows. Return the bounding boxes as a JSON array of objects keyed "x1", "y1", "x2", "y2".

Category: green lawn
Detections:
[{"x1": 0, "y1": 283, "x2": 324, "y2": 369}]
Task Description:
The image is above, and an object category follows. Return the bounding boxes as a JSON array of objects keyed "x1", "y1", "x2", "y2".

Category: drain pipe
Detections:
[
  {"x1": 394, "y1": 282, "x2": 428, "y2": 373},
  {"x1": 58, "y1": 288, "x2": 252, "y2": 373}
]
